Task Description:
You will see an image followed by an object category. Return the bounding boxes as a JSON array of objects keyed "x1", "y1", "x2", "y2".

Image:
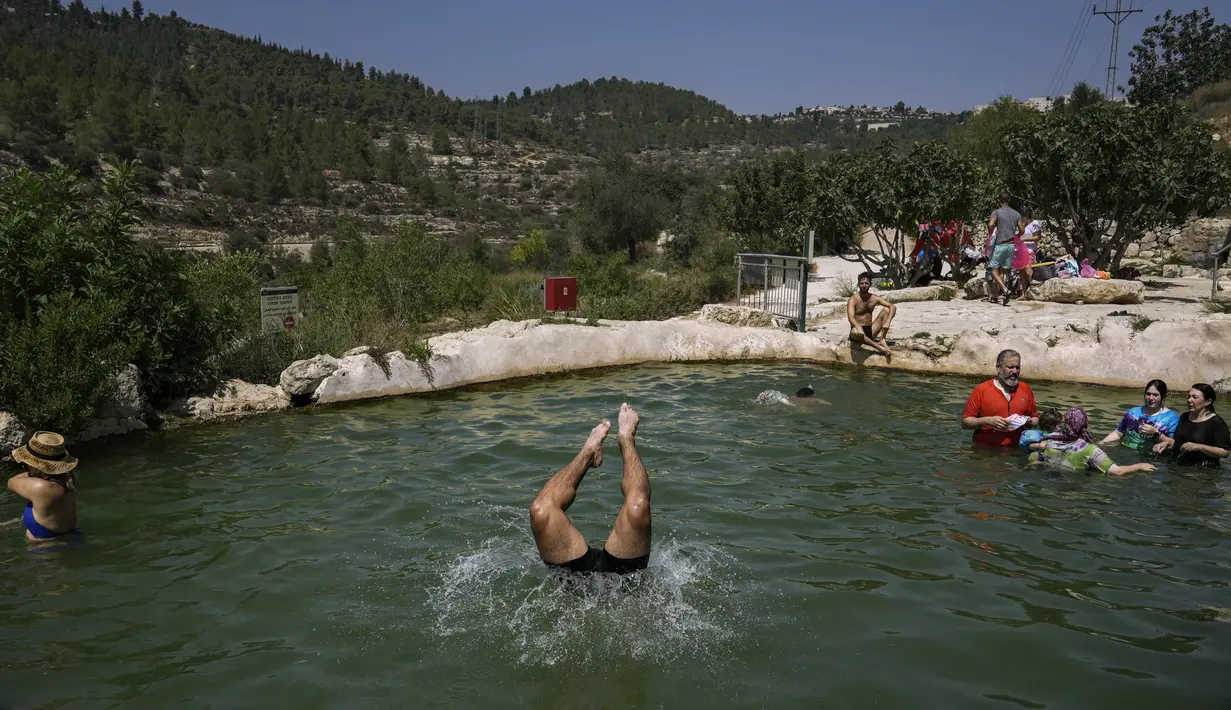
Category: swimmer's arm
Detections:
[
  {"x1": 7, "y1": 474, "x2": 50, "y2": 504},
  {"x1": 846, "y1": 295, "x2": 859, "y2": 327},
  {"x1": 1101, "y1": 430, "x2": 1123, "y2": 445},
  {"x1": 7, "y1": 472, "x2": 34, "y2": 502}
]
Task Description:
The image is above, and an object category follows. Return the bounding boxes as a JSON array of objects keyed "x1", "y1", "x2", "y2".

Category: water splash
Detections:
[
  {"x1": 427, "y1": 538, "x2": 750, "y2": 666},
  {"x1": 756, "y1": 390, "x2": 791, "y2": 405}
]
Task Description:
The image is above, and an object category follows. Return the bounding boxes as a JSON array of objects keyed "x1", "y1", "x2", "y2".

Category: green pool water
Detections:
[{"x1": 1, "y1": 363, "x2": 1228, "y2": 709}]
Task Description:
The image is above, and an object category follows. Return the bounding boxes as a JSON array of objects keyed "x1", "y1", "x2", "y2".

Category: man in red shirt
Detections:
[{"x1": 962, "y1": 349, "x2": 1039, "y2": 448}]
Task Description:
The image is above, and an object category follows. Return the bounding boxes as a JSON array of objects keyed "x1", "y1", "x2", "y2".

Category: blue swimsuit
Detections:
[{"x1": 22, "y1": 502, "x2": 78, "y2": 539}]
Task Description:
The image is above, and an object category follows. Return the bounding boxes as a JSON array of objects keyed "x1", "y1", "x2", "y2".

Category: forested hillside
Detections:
[{"x1": 0, "y1": 0, "x2": 956, "y2": 188}]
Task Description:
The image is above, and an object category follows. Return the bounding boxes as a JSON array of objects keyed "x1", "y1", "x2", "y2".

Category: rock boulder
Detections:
[
  {"x1": 1033, "y1": 278, "x2": 1144, "y2": 305},
  {"x1": 698, "y1": 304, "x2": 794, "y2": 329},
  {"x1": 0, "y1": 412, "x2": 26, "y2": 452},
  {"x1": 878, "y1": 283, "x2": 957, "y2": 304},
  {"x1": 963, "y1": 279, "x2": 989, "y2": 300},
  {"x1": 79, "y1": 364, "x2": 151, "y2": 442},
  {"x1": 280, "y1": 354, "x2": 341, "y2": 398},
  {"x1": 167, "y1": 380, "x2": 291, "y2": 422}
]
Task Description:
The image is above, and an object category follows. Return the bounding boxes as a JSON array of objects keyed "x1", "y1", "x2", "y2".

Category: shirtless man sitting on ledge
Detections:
[{"x1": 847, "y1": 272, "x2": 896, "y2": 356}]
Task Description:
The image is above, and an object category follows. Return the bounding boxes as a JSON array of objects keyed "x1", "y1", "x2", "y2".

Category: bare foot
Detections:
[
  {"x1": 618, "y1": 402, "x2": 639, "y2": 442},
  {"x1": 584, "y1": 420, "x2": 610, "y2": 467}
]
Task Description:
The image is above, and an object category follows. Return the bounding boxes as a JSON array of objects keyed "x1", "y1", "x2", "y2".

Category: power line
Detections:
[
  {"x1": 1094, "y1": 0, "x2": 1143, "y2": 99},
  {"x1": 1048, "y1": 0, "x2": 1094, "y2": 97},
  {"x1": 1055, "y1": 9, "x2": 1094, "y2": 98},
  {"x1": 1085, "y1": 33, "x2": 1113, "y2": 86}
]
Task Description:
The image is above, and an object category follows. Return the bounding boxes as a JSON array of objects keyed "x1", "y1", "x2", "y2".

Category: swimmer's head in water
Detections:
[{"x1": 795, "y1": 385, "x2": 815, "y2": 398}]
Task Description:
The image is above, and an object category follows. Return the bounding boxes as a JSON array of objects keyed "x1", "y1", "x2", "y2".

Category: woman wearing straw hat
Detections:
[{"x1": 7, "y1": 432, "x2": 80, "y2": 540}]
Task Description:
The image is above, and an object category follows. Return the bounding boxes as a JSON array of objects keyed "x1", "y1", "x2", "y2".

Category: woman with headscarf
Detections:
[{"x1": 1028, "y1": 408, "x2": 1156, "y2": 476}]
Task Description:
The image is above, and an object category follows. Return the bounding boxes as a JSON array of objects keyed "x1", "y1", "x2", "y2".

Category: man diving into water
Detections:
[{"x1": 530, "y1": 403, "x2": 651, "y2": 574}]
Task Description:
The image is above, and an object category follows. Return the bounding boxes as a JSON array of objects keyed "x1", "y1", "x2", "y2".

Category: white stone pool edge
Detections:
[{"x1": 2, "y1": 305, "x2": 1228, "y2": 449}]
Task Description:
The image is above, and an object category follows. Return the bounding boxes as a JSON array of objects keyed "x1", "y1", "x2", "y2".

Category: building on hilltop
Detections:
[{"x1": 972, "y1": 95, "x2": 1068, "y2": 114}]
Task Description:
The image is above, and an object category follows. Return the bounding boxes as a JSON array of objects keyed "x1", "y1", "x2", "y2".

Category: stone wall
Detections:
[
  {"x1": 1036, "y1": 217, "x2": 1231, "y2": 278},
  {"x1": 286, "y1": 315, "x2": 1231, "y2": 407}
]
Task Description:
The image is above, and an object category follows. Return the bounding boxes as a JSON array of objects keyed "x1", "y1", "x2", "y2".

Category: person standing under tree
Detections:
[{"x1": 986, "y1": 192, "x2": 1021, "y2": 306}]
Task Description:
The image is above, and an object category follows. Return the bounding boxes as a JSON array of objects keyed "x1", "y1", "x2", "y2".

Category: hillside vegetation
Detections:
[{"x1": 0, "y1": 0, "x2": 954, "y2": 183}]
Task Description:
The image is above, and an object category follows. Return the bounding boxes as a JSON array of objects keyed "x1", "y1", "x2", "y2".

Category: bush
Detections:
[
  {"x1": 509, "y1": 229, "x2": 552, "y2": 270},
  {"x1": 211, "y1": 172, "x2": 255, "y2": 201},
  {"x1": 207, "y1": 221, "x2": 490, "y2": 384},
  {"x1": 0, "y1": 166, "x2": 227, "y2": 428},
  {"x1": 225, "y1": 228, "x2": 268, "y2": 255},
  {"x1": 566, "y1": 252, "x2": 735, "y2": 321},
  {"x1": 0, "y1": 295, "x2": 140, "y2": 433},
  {"x1": 543, "y1": 156, "x2": 571, "y2": 174}
]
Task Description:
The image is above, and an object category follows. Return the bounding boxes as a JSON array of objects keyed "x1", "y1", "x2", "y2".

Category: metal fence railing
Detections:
[
  {"x1": 1212, "y1": 243, "x2": 1231, "y2": 299},
  {"x1": 735, "y1": 253, "x2": 809, "y2": 332}
]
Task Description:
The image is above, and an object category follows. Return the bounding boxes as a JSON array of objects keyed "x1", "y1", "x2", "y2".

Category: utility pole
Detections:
[{"x1": 1094, "y1": 0, "x2": 1142, "y2": 100}]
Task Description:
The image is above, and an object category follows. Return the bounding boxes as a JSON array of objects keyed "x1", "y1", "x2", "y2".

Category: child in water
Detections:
[{"x1": 1019, "y1": 408, "x2": 1062, "y2": 452}]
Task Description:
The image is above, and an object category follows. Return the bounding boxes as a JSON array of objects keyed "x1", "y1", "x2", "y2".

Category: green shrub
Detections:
[
  {"x1": 0, "y1": 165, "x2": 227, "y2": 427},
  {"x1": 0, "y1": 295, "x2": 140, "y2": 433},
  {"x1": 509, "y1": 229, "x2": 552, "y2": 270},
  {"x1": 207, "y1": 221, "x2": 490, "y2": 385},
  {"x1": 566, "y1": 253, "x2": 735, "y2": 321}
]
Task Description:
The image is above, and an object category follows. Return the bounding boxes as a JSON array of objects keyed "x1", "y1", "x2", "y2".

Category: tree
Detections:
[
  {"x1": 724, "y1": 152, "x2": 825, "y2": 255},
  {"x1": 131, "y1": 0, "x2": 144, "y2": 20},
  {"x1": 1126, "y1": 8, "x2": 1231, "y2": 105},
  {"x1": 508, "y1": 229, "x2": 552, "y2": 270},
  {"x1": 835, "y1": 142, "x2": 993, "y2": 287},
  {"x1": 1002, "y1": 101, "x2": 1231, "y2": 270},
  {"x1": 893, "y1": 101, "x2": 907, "y2": 115},
  {"x1": 948, "y1": 97, "x2": 1041, "y2": 179},
  {"x1": 431, "y1": 124, "x2": 452, "y2": 155},
  {"x1": 574, "y1": 154, "x2": 683, "y2": 262}
]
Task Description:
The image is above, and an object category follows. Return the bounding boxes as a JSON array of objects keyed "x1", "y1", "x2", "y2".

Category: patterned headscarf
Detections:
[{"x1": 1048, "y1": 407, "x2": 1093, "y2": 444}]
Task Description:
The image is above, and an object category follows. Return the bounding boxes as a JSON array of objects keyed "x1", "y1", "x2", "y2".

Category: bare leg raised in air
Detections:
[{"x1": 528, "y1": 403, "x2": 651, "y2": 575}]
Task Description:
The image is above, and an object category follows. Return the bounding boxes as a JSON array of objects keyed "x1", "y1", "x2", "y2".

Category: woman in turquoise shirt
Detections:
[{"x1": 1100, "y1": 379, "x2": 1181, "y2": 452}]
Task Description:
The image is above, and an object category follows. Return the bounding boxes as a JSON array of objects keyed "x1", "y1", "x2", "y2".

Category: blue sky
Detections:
[{"x1": 90, "y1": 0, "x2": 1221, "y2": 113}]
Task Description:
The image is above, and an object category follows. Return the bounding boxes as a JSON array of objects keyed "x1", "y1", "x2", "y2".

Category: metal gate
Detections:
[{"x1": 735, "y1": 253, "x2": 810, "y2": 332}]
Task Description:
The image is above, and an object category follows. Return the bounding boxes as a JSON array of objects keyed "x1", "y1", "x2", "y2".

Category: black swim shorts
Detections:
[
  {"x1": 547, "y1": 547, "x2": 649, "y2": 575},
  {"x1": 862, "y1": 325, "x2": 875, "y2": 339}
]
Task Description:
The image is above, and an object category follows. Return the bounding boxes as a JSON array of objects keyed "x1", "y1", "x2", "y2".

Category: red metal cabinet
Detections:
[{"x1": 544, "y1": 277, "x2": 577, "y2": 312}]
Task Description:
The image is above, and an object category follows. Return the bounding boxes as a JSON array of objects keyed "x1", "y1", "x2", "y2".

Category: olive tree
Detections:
[
  {"x1": 834, "y1": 142, "x2": 994, "y2": 288},
  {"x1": 1002, "y1": 101, "x2": 1231, "y2": 269},
  {"x1": 724, "y1": 152, "x2": 824, "y2": 255}
]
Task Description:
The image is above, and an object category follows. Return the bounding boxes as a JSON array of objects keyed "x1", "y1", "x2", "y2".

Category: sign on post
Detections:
[{"x1": 260, "y1": 286, "x2": 300, "y2": 334}]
